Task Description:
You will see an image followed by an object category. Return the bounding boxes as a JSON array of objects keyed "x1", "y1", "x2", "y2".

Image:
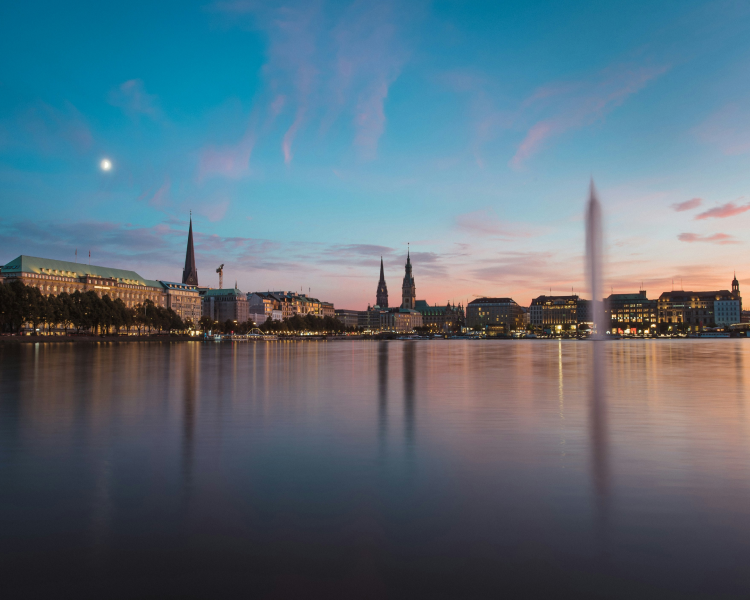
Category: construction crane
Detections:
[{"x1": 217, "y1": 264, "x2": 224, "y2": 289}]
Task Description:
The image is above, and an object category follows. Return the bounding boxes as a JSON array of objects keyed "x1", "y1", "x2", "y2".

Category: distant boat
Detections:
[{"x1": 696, "y1": 332, "x2": 730, "y2": 338}]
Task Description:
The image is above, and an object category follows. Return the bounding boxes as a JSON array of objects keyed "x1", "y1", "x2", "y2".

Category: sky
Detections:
[{"x1": 1, "y1": 0, "x2": 750, "y2": 309}]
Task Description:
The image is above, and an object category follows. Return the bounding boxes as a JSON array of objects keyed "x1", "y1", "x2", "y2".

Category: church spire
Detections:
[
  {"x1": 182, "y1": 213, "x2": 199, "y2": 286},
  {"x1": 376, "y1": 256, "x2": 388, "y2": 308},
  {"x1": 401, "y1": 245, "x2": 416, "y2": 309}
]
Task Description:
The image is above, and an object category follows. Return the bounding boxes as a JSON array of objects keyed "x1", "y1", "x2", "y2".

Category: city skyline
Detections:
[{"x1": 2, "y1": 1, "x2": 750, "y2": 308}]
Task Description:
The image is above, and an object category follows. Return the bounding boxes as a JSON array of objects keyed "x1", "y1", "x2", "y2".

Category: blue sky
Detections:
[{"x1": 1, "y1": 0, "x2": 750, "y2": 307}]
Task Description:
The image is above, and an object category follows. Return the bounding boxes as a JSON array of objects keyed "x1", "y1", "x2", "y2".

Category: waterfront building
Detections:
[
  {"x1": 159, "y1": 281, "x2": 201, "y2": 323},
  {"x1": 321, "y1": 302, "x2": 335, "y2": 318},
  {"x1": 714, "y1": 298, "x2": 741, "y2": 327},
  {"x1": 182, "y1": 216, "x2": 199, "y2": 286},
  {"x1": 248, "y1": 292, "x2": 277, "y2": 320},
  {"x1": 248, "y1": 311, "x2": 268, "y2": 325},
  {"x1": 657, "y1": 276, "x2": 741, "y2": 332},
  {"x1": 376, "y1": 257, "x2": 389, "y2": 308},
  {"x1": 576, "y1": 299, "x2": 592, "y2": 327},
  {"x1": 0, "y1": 255, "x2": 167, "y2": 308},
  {"x1": 530, "y1": 295, "x2": 579, "y2": 331},
  {"x1": 401, "y1": 248, "x2": 416, "y2": 309},
  {"x1": 377, "y1": 307, "x2": 423, "y2": 332},
  {"x1": 201, "y1": 285, "x2": 250, "y2": 323},
  {"x1": 415, "y1": 300, "x2": 464, "y2": 331},
  {"x1": 467, "y1": 298, "x2": 524, "y2": 333},
  {"x1": 604, "y1": 291, "x2": 657, "y2": 334},
  {"x1": 248, "y1": 291, "x2": 335, "y2": 320},
  {"x1": 335, "y1": 309, "x2": 363, "y2": 328}
]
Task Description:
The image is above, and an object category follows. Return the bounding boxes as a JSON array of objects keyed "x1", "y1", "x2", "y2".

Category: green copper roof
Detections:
[
  {"x1": 199, "y1": 288, "x2": 245, "y2": 297},
  {"x1": 1, "y1": 255, "x2": 157, "y2": 287}
]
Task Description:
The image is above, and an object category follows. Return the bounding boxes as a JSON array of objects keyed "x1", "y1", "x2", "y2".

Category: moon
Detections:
[{"x1": 100, "y1": 158, "x2": 112, "y2": 172}]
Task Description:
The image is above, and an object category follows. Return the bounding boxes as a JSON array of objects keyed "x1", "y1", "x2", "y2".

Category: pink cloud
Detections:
[
  {"x1": 678, "y1": 232, "x2": 738, "y2": 244},
  {"x1": 211, "y1": 0, "x2": 407, "y2": 163},
  {"x1": 695, "y1": 201, "x2": 750, "y2": 220},
  {"x1": 198, "y1": 128, "x2": 254, "y2": 180},
  {"x1": 694, "y1": 103, "x2": 750, "y2": 155},
  {"x1": 141, "y1": 177, "x2": 171, "y2": 209},
  {"x1": 283, "y1": 108, "x2": 305, "y2": 164},
  {"x1": 108, "y1": 79, "x2": 160, "y2": 119},
  {"x1": 195, "y1": 199, "x2": 230, "y2": 223},
  {"x1": 11, "y1": 101, "x2": 93, "y2": 155},
  {"x1": 672, "y1": 197, "x2": 702, "y2": 212},
  {"x1": 454, "y1": 209, "x2": 532, "y2": 238},
  {"x1": 510, "y1": 121, "x2": 554, "y2": 169},
  {"x1": 509, "y1": 64, "x2": 668, "y2": 168}
]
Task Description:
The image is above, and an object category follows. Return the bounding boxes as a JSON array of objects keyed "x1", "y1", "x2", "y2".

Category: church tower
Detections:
[
  {"x1": 182, "y1": 215, "x2": 199, "y2": 286},
  {"x1": 401, "y1": 246, "x2": 416, "y2": 309},
  {"x1": 732, "y1": 272, "x2": 740, "y2": 297},
  {"x1": 376, "y1": 257, "x2": 388, "y2": 307}
]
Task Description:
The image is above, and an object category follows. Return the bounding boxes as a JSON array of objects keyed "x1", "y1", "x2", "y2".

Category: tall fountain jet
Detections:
[
  {"x1": 586, "y1": 179, "x2": 609, "y2": 542},
  {"x1": 586, "y1": 180, "x2": 605, "y2": 338}
]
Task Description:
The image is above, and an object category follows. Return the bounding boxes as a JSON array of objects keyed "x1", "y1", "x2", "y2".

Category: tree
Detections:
[{"x1": 198, "y1": 316, "x2": 213, "y2": 332}]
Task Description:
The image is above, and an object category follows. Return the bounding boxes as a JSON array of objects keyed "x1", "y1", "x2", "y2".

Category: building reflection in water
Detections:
[
  {"x1": 182, "y1": 344, "x2": 199, "y2": 503},
  {"x1": 378, "y1": 341, "x2": 388, "y2": 447},
  {"x1": 403, "y1": 342, "x2": 416, "y2": 450},
  {"x1": 590, "y1": 342, "x2": 610, "y2": 546}
]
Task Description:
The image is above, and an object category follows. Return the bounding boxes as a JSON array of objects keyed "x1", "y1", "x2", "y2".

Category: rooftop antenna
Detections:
[
  {"x1": 88, "y1": 250, "x2": 90, "y2": 265},
  {"x1": 75, "y1": 249, "x2": 77, "y2": 263}
]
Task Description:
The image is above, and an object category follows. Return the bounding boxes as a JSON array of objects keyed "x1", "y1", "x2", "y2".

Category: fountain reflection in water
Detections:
[{"x1": 586, "y1": 181, "x2": 610, "y2": 540}]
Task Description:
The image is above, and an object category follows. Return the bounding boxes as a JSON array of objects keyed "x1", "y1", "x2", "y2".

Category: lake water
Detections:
[{"x1": 1, "y1": 340, "x2": 749, "y2": 598}]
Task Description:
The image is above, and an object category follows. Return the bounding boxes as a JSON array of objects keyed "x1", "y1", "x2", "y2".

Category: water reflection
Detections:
[
  {"x1": 590, "y1": 341, "x2": 610, "y2": 541},
  {"x1": 182, "y1": 344, "x2": 198, "y2": 500},
  {"x1": 1, "y1": 340, "x2": 750, "y2": 598},
  {"x1": 378, "y1": 341, "x2": 388, "y2": 446},
  {"x1": 403, "y1": 342, "x2": 416, "y2": 450}
]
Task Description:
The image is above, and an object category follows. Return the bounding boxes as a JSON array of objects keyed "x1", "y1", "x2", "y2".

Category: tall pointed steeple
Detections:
[
  {"x1": 401, "y1": 244, "x2": 416, "y2": 309},
  {"x1": 182, "y1": 214, "x2": 199, "y2": 286},
  {"x1": 376, "y1": 256, "x2": 389, "y2": 308}
]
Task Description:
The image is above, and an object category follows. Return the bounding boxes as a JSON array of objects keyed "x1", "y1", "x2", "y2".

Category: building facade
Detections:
[
  {"x1": 334, "y1": 309, "x2": 363, "y2": 328},
  {"x1": 159, "y1": 281, "x2": 201, "y2": 323},
  {"x1": 530, "y1": 295, "x2": 579, "y2": 331},
  {"x1": 415, "y1": 300, "x2": 464, "y2": 331},
  {"x1": 604, "y1": 291, "x2": 657, "y2": 334},
  {"x1": 1, "y1": 255, "x2": 167, "y2": 308},
  {"x1": 467, "y1": 298, "x2": 524, "y2": 332},
  {"x1": 247, "y1": 291, "x2": 335, "y2": 320},
  {"x1": 201, "y1": 287, "x2": 250, "y2": 323},
  {"x1": 401, "y1": 248, "x2": 416, "y2": 309},
  {"x1": 714, "y1": 299, "x2": 741, "y2": 326},
  {"x1": 658, "y1": 277, "x2": 741, "y2": 332}
]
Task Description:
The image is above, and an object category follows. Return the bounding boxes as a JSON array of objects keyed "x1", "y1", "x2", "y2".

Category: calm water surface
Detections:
[{"x1": 1, "y1": 340, "x2": 750, "y2": 598}]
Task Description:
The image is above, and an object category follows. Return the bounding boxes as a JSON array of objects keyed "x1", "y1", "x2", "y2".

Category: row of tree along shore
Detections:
[{"x1": 0, "y1": 280, "x2": 358, "y2": 336}]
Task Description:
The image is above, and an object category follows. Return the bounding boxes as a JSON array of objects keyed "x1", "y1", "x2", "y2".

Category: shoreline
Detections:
[{"x1": 0, "y1": 335, "x2": 197, "y2": 344}]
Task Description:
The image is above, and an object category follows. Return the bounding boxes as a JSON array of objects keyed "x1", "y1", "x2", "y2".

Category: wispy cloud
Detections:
[
  {"x1": 453, "y1": 209, "x2": 531, "y2": 238},
  {"x1": 672, "y1": 197, "x2": 702, "y2": 212},
  {"x1": 695, "y1": 200, "x2": 750, "y2": 220},
  {"x1": 509, "y1": 64, "x2": 668, "y2": 168},
  {"x1": 209, "y1": 0, "x2": 408, "y2": 162},
  {"x1": 140, "y1": 177, "x2": 171, "y2": 209},
  {"x1": 678, "y1": 232, "x2": 738, "y2": 244},
  {"x1": 0, "y1": 100, "x2": 93, "y2": 155},
  {"x1": 694, "y1": 103, "x2": 750, "y2": 155},
  {"x1": 108, "y1": 79, "x2": 161, "y2": 120},
  {"x1": 197, "y1": 127, "x2": 254, "y2": 180}
]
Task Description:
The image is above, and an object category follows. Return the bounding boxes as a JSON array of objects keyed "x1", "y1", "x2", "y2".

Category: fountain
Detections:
[
  {"x1": 586, "y1": 180, "x2": 609, "y2": 541},
  {"x1": 586, "y1": 180, "x2": 605, "y2": 339}
]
